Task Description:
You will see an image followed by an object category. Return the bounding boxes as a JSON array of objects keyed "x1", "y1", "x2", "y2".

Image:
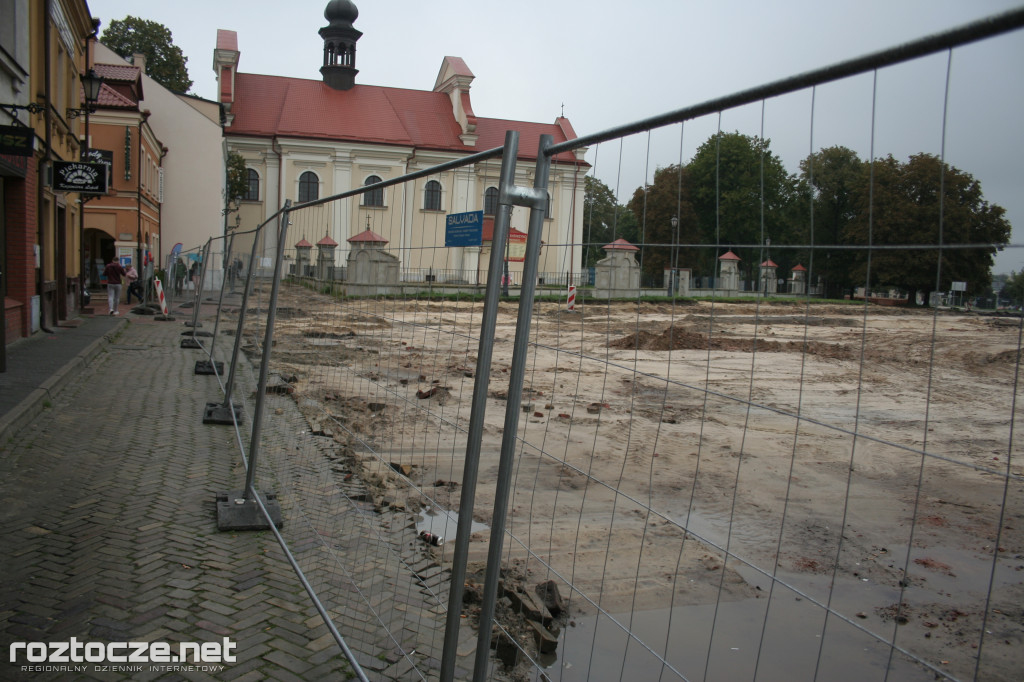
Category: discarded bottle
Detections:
[{"x1": 419, "y1": 530, "x2": 444, "y2": 546}]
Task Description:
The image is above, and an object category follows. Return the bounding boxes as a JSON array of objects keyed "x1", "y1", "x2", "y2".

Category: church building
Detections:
[{"x1": 215, "y1": 0, "x2": 587, "y2": 285}]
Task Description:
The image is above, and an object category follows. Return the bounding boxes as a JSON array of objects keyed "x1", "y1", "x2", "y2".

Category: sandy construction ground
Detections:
[{"x1": 251, "y1": 284, "x2": 1023, "y2": 681}]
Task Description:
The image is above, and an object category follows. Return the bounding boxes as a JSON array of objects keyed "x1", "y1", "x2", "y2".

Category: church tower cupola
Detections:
[{"x1": 320, "y1": 0, "x2": 361, "y2": 90}]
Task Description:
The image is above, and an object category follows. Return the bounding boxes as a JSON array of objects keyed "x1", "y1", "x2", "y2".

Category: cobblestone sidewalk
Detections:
[{"x1": 0, "y1": 318, "x2": 355, "y2": 681}]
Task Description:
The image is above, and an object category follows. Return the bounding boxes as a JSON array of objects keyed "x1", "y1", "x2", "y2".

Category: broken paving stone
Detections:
[
  {"x1": 535, "y1": 580, "x2": 566, "y2": 618},
  {"x1": 527, "y1": 620, "x2": 559, "y2": 655},
  {"x1": 264, "y1": 376, "x2": 294, "y2": 394},
  {"x1": 389, "y1": 462, "x2": 413, "y2": 476},
  {"x1": 491, "y1": 632, "x2": 520, "y2": 669},
  {"x1": 463, "y1": 582, "x2": 482, "y2": 604},
  {"x1": 501, "y1": 581, "x2": 552, "y2": 625}
]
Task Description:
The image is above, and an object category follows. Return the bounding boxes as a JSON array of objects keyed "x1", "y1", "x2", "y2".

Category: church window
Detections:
[
  {"x1": 363, "y1": 175, "x2": 384, "y2": 207},
  {"x1": 424, "y1": 180, "x2": 442, "y2": 211},
  {"x1": 298, "y1": 171, "x2": 319, "y2": 202}
]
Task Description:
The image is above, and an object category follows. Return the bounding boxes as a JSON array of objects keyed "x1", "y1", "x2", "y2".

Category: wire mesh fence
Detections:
[{"x1": 179, "y1": 9, "x2": 1024, "y2": 682}]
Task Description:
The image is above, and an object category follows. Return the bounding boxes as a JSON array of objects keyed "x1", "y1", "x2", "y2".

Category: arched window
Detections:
[
  {"x1": 483, "y1": 186, "x2": 498, "y2": 216},
  {"x1": 298, "y1": 171, "x2": 319, "y2": 203},
  {"x1": 244, "y1": 169, "x2": 260, "y2": 201},
  {"x1": 545, "y1": 192, "x2": 552, "y2": 219},
  {"x1": 363, "y1": 175, "x2": 384, "y2": 207},
  {"x1": 424, "y1": 180, "x2": 442, "y2": 211}
]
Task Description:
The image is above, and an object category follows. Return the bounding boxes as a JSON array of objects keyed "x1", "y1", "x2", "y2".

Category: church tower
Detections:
[{"x1": 319, "y1": 0, "x2": 361, "y2": 90}]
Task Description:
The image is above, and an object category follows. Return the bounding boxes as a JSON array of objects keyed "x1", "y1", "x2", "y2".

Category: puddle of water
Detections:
[
  {"x1": 416, "y1": 508, "x2": 488, "y2": 544},
  {"x1": 548, "y1": 592, "x2": 936, "y2": 682}
]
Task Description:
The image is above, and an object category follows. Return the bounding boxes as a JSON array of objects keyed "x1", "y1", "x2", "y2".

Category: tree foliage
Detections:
[
  {"x1": 845, "y1": 153, "x2": 1010, "y2": 298},
  {"x1": 799, "y1": 146, "x2": 867, "y2": 297},
  {"x1": 626, "y1": 164, "x2": 699, "y2": 280},
  {"x1": 226, "y1": 151, "x2": 248, "y2": 206},
  {"x1": 1001, "y1": 271, "x2": 1024, "y2": 305},
  {"x1": 582, "y1": 176, "x2": 637, "y2": 269},
  {"x1": 101, "y1": 16, "x2": 192, "y2": 93},
  {"x1": 686, "y1": 132, "x2": 801, "y2": 279}
]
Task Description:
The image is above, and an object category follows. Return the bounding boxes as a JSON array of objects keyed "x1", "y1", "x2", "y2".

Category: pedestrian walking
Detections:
[
  {"x1": 125, "y1": 264, "x2": 142, "y2": 304},
  {"x1": 174, "y1": 259, "x2": 187, "y2": 296},
  {"x1": 103, "y1": 256, "x2": 127, "y2": 316}
]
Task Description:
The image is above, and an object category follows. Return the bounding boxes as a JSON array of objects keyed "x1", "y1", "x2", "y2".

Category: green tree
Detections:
[
  {"x1": 1001, "y1": 271, "x2": 1024, "y2": 305},
  {"x1": 101, "y1": 16, "x2": 192, "y2": 93},
  {"x1": 687, "y1": 132, "x2": 800, "y2": 281},
  {"x1": 226, "y1": 151, "x2": 248, "y2": 206},
  {"x1": 799, "y1": 146, "x2": 866, "y2": 297},
  {"x1": 626, "y1": 164, "x2": 699, "y2": 282},
  {"x1": 582, "y1": 176, "x2": 638, "y2": 269},
  {"x1": 845, "y1": 153, "x2": 1010, "y2": 302}
]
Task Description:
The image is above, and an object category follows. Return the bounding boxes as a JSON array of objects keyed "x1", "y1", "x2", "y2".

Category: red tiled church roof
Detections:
[
  {"x1": 348, "y1": 228, "x2": 387, "y2": 244},
  {"x1": 603, "y1": 238, "x2": 638, "y2": 251},
  {"x1": 227, "y1": 73, "x2": 583, "y2": 164}
]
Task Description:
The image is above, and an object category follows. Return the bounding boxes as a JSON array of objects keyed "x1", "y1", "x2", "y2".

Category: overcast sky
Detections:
[{"x1": 86, "y1": 0, "x2": 1024, "y2": 274}]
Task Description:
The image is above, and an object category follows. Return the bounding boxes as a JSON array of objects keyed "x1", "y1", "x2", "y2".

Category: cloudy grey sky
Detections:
[{"x1": 86, "y1": 0, "x2": 1024, "y2": 273}]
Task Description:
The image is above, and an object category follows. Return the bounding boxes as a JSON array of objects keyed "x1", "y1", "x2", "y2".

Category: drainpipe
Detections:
[
  {"x1": 136, "y1": 118, "x2": 143, "y2": 277},
  {"x1": 273, "y1": 136, "x2": 284, "y2": 258},
  {"x1": 158, "y1": 145, "x2": 168, "y2": 266},
  {"x1": 78, "y1": 20, "x2": 100, "y2": 304},
  {"x1": 273, "y1": 136, "x2": 283, "y2": 214},
  {"x1": 39, "y1": 0, "x2": 54, "y2": 333}
]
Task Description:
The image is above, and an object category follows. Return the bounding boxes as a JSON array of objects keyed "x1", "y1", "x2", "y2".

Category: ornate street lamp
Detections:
[
  {"x1": 669, "y1": 215, "x2": 679, "y2": 296},
  {"x1": 67, "y1": 68, "x2": 104, "y2": 120}
]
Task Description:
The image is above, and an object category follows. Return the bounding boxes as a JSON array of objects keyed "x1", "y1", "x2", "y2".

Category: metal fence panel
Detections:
[{"x1": 188, "y1": 11, "x2": 1023, "y2": 682}]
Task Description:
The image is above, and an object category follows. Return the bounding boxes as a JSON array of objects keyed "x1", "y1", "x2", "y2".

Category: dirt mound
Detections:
[{"x1": 609, "y1": 325, "x2": 854, "y2": 359}]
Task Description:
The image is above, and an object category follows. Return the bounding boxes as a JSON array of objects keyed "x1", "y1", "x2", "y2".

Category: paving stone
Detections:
[{"x1": 0, "y1": 318, "x2": 460, "y2": 682}]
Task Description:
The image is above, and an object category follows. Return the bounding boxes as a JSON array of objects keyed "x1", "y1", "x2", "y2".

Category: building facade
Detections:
[
  {"x1": 216, "y1": 0, "x2": 587, "y2": 286},
  {"x1": 91, "y1": 41, "x2": 223, "y2": 272},
  {"x1": 1, "y1": 0, "x2": 97, "y2": 361},
  {"x1": 81, "y1": 58, "x2": 164, "y2": 286}
]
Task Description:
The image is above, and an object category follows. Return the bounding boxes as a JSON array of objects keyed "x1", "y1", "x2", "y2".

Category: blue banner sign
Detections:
[{"x1": 445, "y1": 211, "x2": 483, "y2": 247}]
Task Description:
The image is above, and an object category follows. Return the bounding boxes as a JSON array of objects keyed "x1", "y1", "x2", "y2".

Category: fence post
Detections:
[
  {"x1": 181, "y1": 242, "x2": 211, "y2": 348},
  {"x1": 196, "y1": 235, "x2": 230, "y2": 376},
  {"x1": 439, "y1": 132, "x2": 521, "y2": 682},
  {"x1": 204, "y1": 226, "x2": 266, "y2": 425},
  {"x1": 470, "y1": 134, "x2": 554, "y2": 681},
  {"x1": 216, "y1": 201, "x2": 291, "y2": 531}
]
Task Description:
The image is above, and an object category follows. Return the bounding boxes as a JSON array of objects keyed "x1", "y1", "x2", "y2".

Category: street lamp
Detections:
[
  {"x1": 669, "y1": 215, "x2": 679, "y2": 296},
  {"x1": 67, "y1": 69, "x2": 104, "y2": 121},
  {"x1": 73, "y1": 68, "x2": 103, "y2": 303}
]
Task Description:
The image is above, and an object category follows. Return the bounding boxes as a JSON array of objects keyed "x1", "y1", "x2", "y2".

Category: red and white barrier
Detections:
[
  {"x1": 567, "y1": 285, "x2": 576, "y2": 312},
  {"x1": 154, "y1": 276, "x2": 169, "y2": 315}
]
